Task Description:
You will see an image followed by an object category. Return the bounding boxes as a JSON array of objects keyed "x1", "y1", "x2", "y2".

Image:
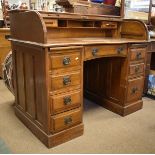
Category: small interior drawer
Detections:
[
  {"x1": 50, "y1": 108, "x2": 82, "y2": 133},
  {"x1": 130, "y1": 48, "x2": 146, "y2": 62},
  {"x1": 50, "y1": 71, "x2": 81, "y2": 92},
  {"x1": 129, "y1": 63, "x2": 145, "y2": 77},
  {"x1": 50, "y1": 90, "x2": 81, "y2": 115},
  {"x1": 49, "y1": 49, "x2": 81, "y2": 71},
  {"x1": 84, "y1": 44, "x2": 127, "y2": 60},
  {"x1": 101, "y1": 21, "x2": 117, "y2": 29},
  {"x1": 44, "y1": 18, "x2": 58, "y2": 28},
  {"x1": 126, "y1": 77, "x2": 144, "y2": 103}
]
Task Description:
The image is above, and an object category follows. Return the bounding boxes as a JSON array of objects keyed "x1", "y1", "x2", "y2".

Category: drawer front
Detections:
[
  {"x1": 126, "y1": 77, "x2": 144, "y2": 103},
  {"x1": 51, "y1": 108, "x2": 82, "y2": 133},
  {"x1": 129, "y1": 63, "x2": 145, "y2": 76},
  {"x1": 84, "y1": 44, "x2": 127, "y2": 60},
  {"x1": 50, "y1": 71, "x2": 81, "y2": 92},
  {"x1": 50, "y1": 90, "x2": 81, "y2": 114},
  {"x1": 0, "y1": 32, "x2": 10, "y2": 46},
  {"x1": 49, "y1": 50, "x2": 81, "y2": 70},
  {"x1": 130, "y1": 48, "x2": 146, "y2": 62},
  {"x1": 101, "y1": 21, "x2": 117, "y2": 29},
  {"x1": 44, "y1": 19, "x2": 58, "y2": 28}
]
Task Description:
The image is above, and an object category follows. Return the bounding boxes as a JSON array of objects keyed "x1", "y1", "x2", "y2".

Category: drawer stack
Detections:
[
  {"x1": 48, "y1": 46, "x2": 83, "y2": 134},
  {"x1": 125, "y1": 45, "x2": 146, "y2": 106}
]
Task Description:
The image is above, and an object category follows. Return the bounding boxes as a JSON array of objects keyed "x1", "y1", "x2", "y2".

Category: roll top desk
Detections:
[{"x1": 9, "y1": 10, "x2": 148, "y2": 148}]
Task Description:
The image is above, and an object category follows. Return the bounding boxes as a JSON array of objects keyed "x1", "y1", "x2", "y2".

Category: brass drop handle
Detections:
[
  {"x1": 63, "y1": 96, "x2": 72, "y2": 105},
  {"x1": 92, "y1": 48, "x2": 98, "y2": 56},
  {"x1": 63, "y1": 57, "x2": 71, "y2": 65},
  {"x1": 64, "y1": 116, "x2": 72, "y2": 125},
  {"x1": 131, "y1": 87, "x2": 138, "y2": 94},
  {"x1": 136, "y1": 52, "x2": 142, "y2": 60},
  {"x1": 5, "y1": 35, "x2": 11, "y2": 40},
  {"x1": 63, "y1": 76, "x2": 71, "y2": 85},
  {"x1": 117, "y1": 47, "x2": 124, "y2": 54},
  {"x1": 135, "y1": 66, "x2": 140, "y2": 73},
  {"x1": 106, "y1": 23, "x2": 115, "y2": 27}
]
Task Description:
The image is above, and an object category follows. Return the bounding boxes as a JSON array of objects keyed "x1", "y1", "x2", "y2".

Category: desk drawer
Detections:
[
  {"x1": 50, "y1": 90, "x2": 81, "y2": 114},
  {"x1": 84, "y1": 44, "x2": 127, "y2": 60},
  {"x1": 49, "y1": 50, "x2": 81, "y2": 71},
  {"x1": 101, "y1": 21, "x2": 117, "y2": 29},
  {"x1": 130, "y1": 48, "x2": 146, "y2": 62},
  {"x1": 129, "y1": 63, "x2": 145, "y2": 77},
  {"x1": 51, "y1": 108, "x2": 82, "y2": 133},
  {"x1": 126, "y1": 77, "x2": 144, "y2": 103},
  {"x1": 50, "y1": 71, "x2": 81, "y2": 92},
  {"x1": 44, "y1": 19, "x2": 58, "y2": 28}
]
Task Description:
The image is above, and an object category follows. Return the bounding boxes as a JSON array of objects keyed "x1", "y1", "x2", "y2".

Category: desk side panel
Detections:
[
  {"x1": 10, "y1": 11, "x2": 47, "y2": 43},
  {"x1": 12, "y1": 43, "x2": 49, "y2": 133},
  {"x1": 121, "y1": 20, "x2": 148, "y2": 40}
]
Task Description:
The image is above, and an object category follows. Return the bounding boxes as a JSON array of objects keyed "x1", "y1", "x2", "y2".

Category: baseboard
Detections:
[
  {"x1": 85, "y1": 90, "x2": 143, "y2": 116},
  {"x1": 15, "y1": 107, "x2": 84, "y2": 148}
]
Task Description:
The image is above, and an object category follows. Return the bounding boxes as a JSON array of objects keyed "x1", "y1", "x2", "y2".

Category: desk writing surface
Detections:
[
  {"x1": 46, "y1": 38, "x2": 147, "y2": 47},
  {"x1": 10, "y1": 38, "x2": 147, "y2": 48}
]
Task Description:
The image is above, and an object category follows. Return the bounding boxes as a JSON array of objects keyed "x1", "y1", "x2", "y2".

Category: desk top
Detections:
[
  {"x1": 47, "y1": 38, "x2": 148, "y2": 47},
  {"x1": 10, "y1": 37, "x2": 148, "y2": 48},
  {"x1": 0, "y1": 28, "x2": 10, "y2": 32}
]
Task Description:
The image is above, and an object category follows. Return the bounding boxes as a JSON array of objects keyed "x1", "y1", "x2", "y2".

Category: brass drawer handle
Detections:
[
  {"x1": 136, "y1": 52, "x2": 142, "y2": 60},
  {"x1": 64, "y1": 116, "x2": 72, "y2": 125},
  {"x1": 63, "y1": 96, "x2": 72, "y2": 105},
  {"x1": 63, "y1": 57, "x2": 71, "y2": 65},
  {"x1": 63, "y1": 76, "x2": 71, "y2": 85},
  {"x1": 135, "y1": 66, "x2": 140, "y2": 73},
  {"x1": 92, "y1": 48, "x2": 98, "y2": 56},
  {"x1": 131, "y1": 87, "x2": 138, "y2": 94},
  {"x1": 105, "y1": 24, "x2": 115, "y2": 27},
  {"x1": 117, "y1": 47, "x2": 124, "y2": 54},
  {"x1": 5, "y1": 35, "x2": 11, "y2": 40}
]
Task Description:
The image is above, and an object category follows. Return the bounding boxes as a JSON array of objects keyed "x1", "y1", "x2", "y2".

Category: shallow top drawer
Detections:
[
  {"x1": 101, "y1": 21, "x2": 117, "y2": 29},
  {"x1": 84, "y1": 44, "x2": 127, "y2": 60},
  {"x1": 49, "y1": 48, "x2": 82, "y2": 71},
  {"x1": 130, "y1": 48, "x2": 146, "y2": 62}
]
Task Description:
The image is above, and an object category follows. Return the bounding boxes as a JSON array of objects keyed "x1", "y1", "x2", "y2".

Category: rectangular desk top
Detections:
[{"x1": 10, "y1": 37, "x2": 148, "y2": 48}]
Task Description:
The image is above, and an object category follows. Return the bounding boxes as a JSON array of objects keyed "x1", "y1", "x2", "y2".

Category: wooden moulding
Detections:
[
  {"x1": 84, "y1": 90, "x2": 143, "y2": 116},
  {"x1": 15, "y1": 106, "x2": 84, "y2": 148}
]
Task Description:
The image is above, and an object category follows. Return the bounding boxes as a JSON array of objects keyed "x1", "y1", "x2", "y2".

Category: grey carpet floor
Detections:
[
  {"x1": 0, "y1": 138, "x2": 11, "y2": 154},
  {"x1": 0, "y1": 80, "x2": 155, "y2": 154}
]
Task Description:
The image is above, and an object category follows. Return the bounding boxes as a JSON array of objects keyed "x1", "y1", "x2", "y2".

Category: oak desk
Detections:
[{"x1": 9, "y1": 10, "x2": 148, "y2": 148}]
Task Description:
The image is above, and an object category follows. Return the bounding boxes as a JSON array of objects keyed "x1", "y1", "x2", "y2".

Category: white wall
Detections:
[
  {"x1": 0, "y1": 4, "x2": 2, "y2": 19},
  {"x1": 8, "y1": 0, "x2": 30, "y2": 8}
]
